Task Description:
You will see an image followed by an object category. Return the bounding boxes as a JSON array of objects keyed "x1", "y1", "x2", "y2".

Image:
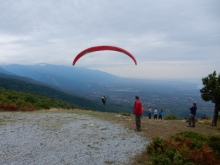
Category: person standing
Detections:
[
  {"x1": 154, "y1": 108, "x2": 158, "y2": 119},
  {"x1": 187, "y1": 102, "x2": 197, "y2": 127},
  {"x1": 158, "y1": 108, "x2": 163, "y2": 120},
  {"x1": 148, "y1": 106, "x2": 152, "y2": 119},
  {"x1": 133, "y1": 96, "x2": 143, "y2": 131}
]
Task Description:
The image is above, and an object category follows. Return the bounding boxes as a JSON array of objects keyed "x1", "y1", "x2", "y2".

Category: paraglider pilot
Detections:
[{"x1": 101, "y1": 95, "x2": 107, "y2": 105}]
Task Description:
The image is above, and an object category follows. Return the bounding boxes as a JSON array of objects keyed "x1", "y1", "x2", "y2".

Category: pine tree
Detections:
[{"x1": 200, "y1": 71, "x2": 220, "y2": 126}]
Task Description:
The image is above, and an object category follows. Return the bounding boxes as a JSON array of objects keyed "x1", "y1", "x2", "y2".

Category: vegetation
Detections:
[
  {"x1": 146, "y1": 131, "x2": 220, "y2": 165},
  {"x1": 164, "y1": 115, "x2": 180, "y2": 120},
  {"x1": 200, "y1": 71, "x2": 220, "y2": 126},
  {"x1": 0, "y1": 87, "x2": 78, "y2": 111},
  {"x1": 0, "y1": 76, "x2": 131, "y2": 113},
  {"x1": 0, "y1": 77, "x2": 99, "y2": 109}
]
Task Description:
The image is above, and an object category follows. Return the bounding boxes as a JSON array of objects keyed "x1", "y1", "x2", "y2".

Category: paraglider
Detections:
[
  {"x1": 100, "y1": 95, "x2": 108, "y2": 105},
  {"x1": 72, "y1": 45, "x2": 137, "y2": 65}
]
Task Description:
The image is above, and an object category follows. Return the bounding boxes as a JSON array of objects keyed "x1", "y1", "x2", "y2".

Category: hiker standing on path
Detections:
[
  {"x1": 133, "y1": 96, "x2": 143, "y2": 131},
  {"x1": 187, "y1": 102, "x2": 197, "y2": 127}
]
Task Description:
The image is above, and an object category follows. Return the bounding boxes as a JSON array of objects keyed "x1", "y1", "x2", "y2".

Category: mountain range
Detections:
[{"x1": 0, "y1": 64, "x2": 215, "y2": 118}]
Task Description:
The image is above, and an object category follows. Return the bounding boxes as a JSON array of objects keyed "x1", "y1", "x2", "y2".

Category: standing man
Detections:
[
  {"x1": 133, "y1": 96, "x2": 143, "y2": 131},
  {"x1": 188, "y1": 102, "x2": 197, "y2": 127}
]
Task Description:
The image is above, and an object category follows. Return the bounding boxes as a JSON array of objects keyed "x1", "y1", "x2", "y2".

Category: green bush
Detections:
[
  {"x1": 164, "y1": 115, "x2": 179, "y2": 120},
  {"x1": 207, "y1": 134, "x2": 220, "y2": 157},
  {"x1": 0, "y1": 88, "x2": 77, "y2": 111},
  {"x1": 147, "y1": 137, "x2": 193, "y2": 165},
  {"x1": 147, "y1": 137, "x2": 167, "y2": 155},
  {"x1": 171, "y1": 131, "x2": 207, "y2": 149},
  {"x1": 147, "y1": 131, "x2": 219, "y2": 165}
]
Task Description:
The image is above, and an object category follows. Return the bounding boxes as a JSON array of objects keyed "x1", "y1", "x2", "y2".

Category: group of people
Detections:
[
  {"x1": 133, "y1": 96, "x2": 164, "y2": 132},
  {"x1": 133, "y1": 96, "x2": 198, "y2": 132},
  {"x1": 147, "y1": 106, "x2": 163, "y2": 120}
]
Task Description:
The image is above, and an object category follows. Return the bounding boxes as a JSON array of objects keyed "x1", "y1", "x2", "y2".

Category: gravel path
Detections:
[{"x1": 0, "y1": 111, "x2": 148, "y2": 165}]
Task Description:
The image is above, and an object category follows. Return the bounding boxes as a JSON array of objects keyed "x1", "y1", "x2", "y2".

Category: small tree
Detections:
[{"x1": 200, "y1": 71, "x2": 220, "y2": 126}]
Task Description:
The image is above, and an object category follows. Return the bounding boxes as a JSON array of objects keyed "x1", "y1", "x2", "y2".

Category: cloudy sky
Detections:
[{"x1": 0, "y1": 0, "x2": 219, "y2": 79}]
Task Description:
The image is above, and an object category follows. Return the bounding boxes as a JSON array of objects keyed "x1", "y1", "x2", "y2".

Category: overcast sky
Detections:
[{"x1": 0, "y1": 0, "x2": 219, "y2": 79}]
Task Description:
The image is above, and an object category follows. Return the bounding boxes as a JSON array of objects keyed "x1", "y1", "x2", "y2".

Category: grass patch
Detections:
[{"x1": 164, "y1": 115, "x2": 180, "y2": 120}]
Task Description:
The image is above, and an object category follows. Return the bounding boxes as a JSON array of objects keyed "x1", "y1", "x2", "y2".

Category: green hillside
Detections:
[
  {"x1": 0, "y1": 76, "x2": 130, "y2": 113},
  {"x1": 0, "y1": 76, "x2": 100, "y2": 110},
  {"x1": 0, "y1": 87, "x2": 77, "y2": 110}
]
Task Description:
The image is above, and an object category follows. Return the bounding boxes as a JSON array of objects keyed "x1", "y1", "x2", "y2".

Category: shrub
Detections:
[
  {"x1": 164, "y1": 115, "x2": 179, "y2": 120},
  {"x1": 147, "y1": 137, "x2": 193, "y2": 165},
  {"x1": 120, "y1": 113, "x2": 131, "y2": 116},
  {"x1": 171, "y1": 131, "x2": 207, "y2": 149},
  {"x1": 207, "y1": 134, "x2": 220, "y2": 157},
  {"x1": 147, "y1": 132, "x2": 219, "y2": 165}
]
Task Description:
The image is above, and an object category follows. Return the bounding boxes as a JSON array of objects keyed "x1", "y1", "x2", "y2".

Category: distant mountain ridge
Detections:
[
  {"x1": 0, "y1": 67, "x2": 14, "y2": 75},
  {"x1": 1, "y1": 64, "x2": 116, "y2": 85}
]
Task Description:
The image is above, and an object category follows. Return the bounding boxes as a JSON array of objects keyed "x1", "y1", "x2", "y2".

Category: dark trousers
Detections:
[
  {"x1": 102, "y1": 98, "x2": 106, "y2": 105},
  {"x1": 189, "y1": 115, "x2": 195, "y2": 127},
  {"x1": 135, "y1": 114, "x2": 141, "y2": 130},
  {"x1": 148, "y1": 113, "x2": 151, "y2": 119}
]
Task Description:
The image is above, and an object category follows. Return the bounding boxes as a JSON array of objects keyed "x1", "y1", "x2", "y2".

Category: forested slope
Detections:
[{"x1": 0, "y1": 75, "x2": 129, "y2": 113}]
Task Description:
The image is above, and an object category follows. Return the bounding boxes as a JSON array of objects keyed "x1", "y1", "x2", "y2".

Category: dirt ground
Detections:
[
  {"x1": 48, "y1": 109, "x2": 220, "y2": 140},
  {"x1": 1, "y1": 109, "x2": 219, "y2": 165},
  {"x1": 70, "y1": 109, "x2": 220, "y2": 165}
]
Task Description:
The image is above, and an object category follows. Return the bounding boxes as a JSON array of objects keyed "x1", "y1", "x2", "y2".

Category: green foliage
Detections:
[
  {"x1": 0, "y1": 77, "x2": 130, "y2": 113},
  {"x1": 0, "y1": 88, "x2": 78, "y2": 110},
  {"x1": 164, "y1": 115, "x2": 180, "y2": 120},
  {"x1": 120, "y1": 113, "x2": 132, "y2": 116},
  {"x1": 147, "y1": 137, "x2": 167, "y2": 155},
  {"x1": 207, "y1": 134, "x2": 220, "y2": 156},
  {"x1": 147, "y1": 131, "x2": 219, "y2": 165},
  {"x1": 147, "y1": 137, "x2": 193, "y2": 165},
  {"x1": 200, "y1": 71, "x2": 220, "y2": 104},
  {"x1": 171, "y1": 131, "x2": 207, "y2": 149},
  {"x1": 200, "y1": 71, "x2": 220, "y2": 126}
]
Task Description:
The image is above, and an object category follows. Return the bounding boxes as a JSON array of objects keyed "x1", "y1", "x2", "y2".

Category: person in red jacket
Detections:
[{"x1": 133, "y1": 96, "x2": 143, "y2": 131}]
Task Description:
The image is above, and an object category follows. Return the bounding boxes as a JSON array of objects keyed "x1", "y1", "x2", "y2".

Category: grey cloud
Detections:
[{"x1": 0, "y1": 0, "x2": 219, "y2": 78}]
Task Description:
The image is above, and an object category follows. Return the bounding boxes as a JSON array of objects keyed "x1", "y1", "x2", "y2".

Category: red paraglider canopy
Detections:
[{"x1": 72, "y1": 45, "x2": 137, "y2": 65}]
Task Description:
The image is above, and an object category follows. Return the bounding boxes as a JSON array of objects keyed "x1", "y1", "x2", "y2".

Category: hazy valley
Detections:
[{"x1": 0, "y1": 64, "x2": 214, "y2": 118}]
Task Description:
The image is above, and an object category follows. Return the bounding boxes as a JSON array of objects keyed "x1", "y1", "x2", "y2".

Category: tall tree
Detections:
[{"x1": 200, "y1": 71, "x2": 220, "y2": 126}]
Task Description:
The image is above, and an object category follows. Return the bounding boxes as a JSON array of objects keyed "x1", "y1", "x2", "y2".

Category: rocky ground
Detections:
[{"x1": 0, "y1": 111, "x2": 148, "y2": 165}]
